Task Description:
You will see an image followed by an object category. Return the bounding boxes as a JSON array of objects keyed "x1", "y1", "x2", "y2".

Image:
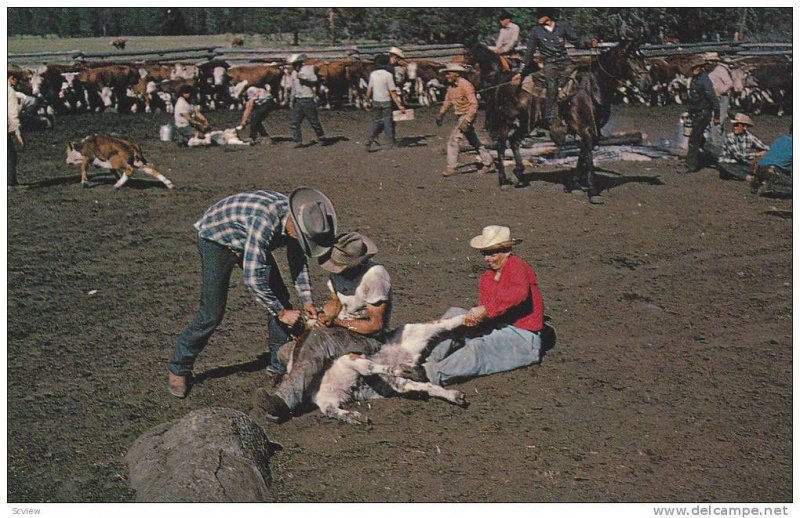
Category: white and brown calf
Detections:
[
  {"x1": 66, "y1": 134, "x2": 174, "y2": 190},
  {"x1": 309, "y1": 314, "x2": 468, "y2": 424}
]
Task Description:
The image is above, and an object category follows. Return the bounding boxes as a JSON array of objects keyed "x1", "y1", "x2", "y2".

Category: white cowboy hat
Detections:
[
  {"x1": 388, "y1": 46, "x2": 405, "y2": 58},
  {"x1": 441, "y1": 63, "x2": 468, "y2": 74},
  {"x1": 287, "y1": 53, "x2": 307, "y2": 64},
  {"x1": 288, "y1": 187, "x2": 337, "y2": 257},
  {"x1": 319, "y1": 232, "x2": 378, "y2": 274},
  {"x1": 731, "y1": 113, "x2": 754, "y2": 126},
  {"x1": 469, "y1": 225, "x2": 521, "y2": 251},
  {"x1": 703, "y1": 52, "x2": 721, "y2": 61}
]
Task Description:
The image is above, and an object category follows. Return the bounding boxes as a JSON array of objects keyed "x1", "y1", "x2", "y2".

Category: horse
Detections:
[{"x1": 466, "y1": 40, "x2": 649, "y2": 204}]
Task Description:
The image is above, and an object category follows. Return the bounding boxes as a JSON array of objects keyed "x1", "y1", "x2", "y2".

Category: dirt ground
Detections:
[{"x1": 6, "y1": 102, "x2": 792, "y2": 503}]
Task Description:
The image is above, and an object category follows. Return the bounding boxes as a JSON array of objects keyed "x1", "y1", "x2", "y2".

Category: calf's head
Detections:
[{"x1": 65, "y1": 142, "x2": 85, "y2": 164}]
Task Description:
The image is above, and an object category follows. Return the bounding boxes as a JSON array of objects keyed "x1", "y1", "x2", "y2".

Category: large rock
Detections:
[{"x1": 126, "y1": 407, "x2": 275, "y2": 502}]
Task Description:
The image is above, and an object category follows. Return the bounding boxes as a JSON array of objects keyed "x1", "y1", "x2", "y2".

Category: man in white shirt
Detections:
[
  {"x1": 494, "y1": 10, "x2": 520, "y2": 68},
  {"x1": 252, "y1": 232, "x2": 392, "y2": 422},
  {"x1": 365, "y1": 54, "x2": 406, "y2": 150},
  {"x1": 174, "y1": 84, "x2": 210, "y2": 147},
  {"x1": 8, "y1": 73, "x2": 24, "y2": 186},
  {"x1": 288, "y1": 53, "x2": 327, "y2": 148}
]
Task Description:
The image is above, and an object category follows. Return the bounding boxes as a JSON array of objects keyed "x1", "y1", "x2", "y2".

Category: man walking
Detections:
[
  {"x1": 8, "y1": 73, "x2": 24, "y2": 186},
  {"x1": 288, "y1": 53, "x2": 326, "y2": 148},
  {"x1": 365, "y1": 54, "x2": 406, "y2": 150},
  {"x1": 436, "y1": 63, "x2": 495, "y2": 177},
  {"x1": 685, "y1": 57, "x2": 720, "y2": 173},
  {"x1": 167, "y1": 188, "x2": 337, "y2": 398}
]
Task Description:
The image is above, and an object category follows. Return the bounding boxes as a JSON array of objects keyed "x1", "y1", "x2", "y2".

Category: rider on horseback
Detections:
[
  {"x1": 493, "y1": 10, "x2": 521, "y2": 72},
  {"x1": 517, "y1": 8, "x2": 580, "y2": 144}
]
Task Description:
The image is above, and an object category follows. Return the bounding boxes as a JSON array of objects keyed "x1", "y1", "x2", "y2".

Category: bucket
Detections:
[
  {"x1": 681, "y1": 112, "x2": 692, "y2": 137},
  {"x1": 160, "y1": 124, "x2": 175, "y2": 142}
]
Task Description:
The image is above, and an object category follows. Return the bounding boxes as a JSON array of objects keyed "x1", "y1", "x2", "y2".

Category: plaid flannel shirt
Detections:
[
  {"x1": 194, "y1": 190, "x2": 312, "y2": 315},
  {"x1": 721, "y1": 130, "x2": 768, "y2": 164}
]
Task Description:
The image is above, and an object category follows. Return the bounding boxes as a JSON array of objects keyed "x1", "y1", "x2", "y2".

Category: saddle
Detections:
[{"x1": 520, "y1": 70, "x2": 579, "y2": 101}]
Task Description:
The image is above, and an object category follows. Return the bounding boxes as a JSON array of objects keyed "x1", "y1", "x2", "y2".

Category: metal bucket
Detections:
[
  {"x1": 681, "y1": 113, "x2": 692, "y2": 137},
  {"x1": 159, "y1": 124, "x2": 175, "y2": 142}
]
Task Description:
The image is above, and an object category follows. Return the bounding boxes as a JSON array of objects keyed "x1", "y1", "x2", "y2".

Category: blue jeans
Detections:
[
  {"x1": 422, "y1": 307, "x2": 541, "y2": 386},
  {"x1": 291, "y1": 97, "x2": 325, "y2": 143},
  {"x1": 169, "y1": 236, "x2": 291, "y2": 376},
  {"x1": 368, "y1": 100, "x2": 395, "y2": 146}
]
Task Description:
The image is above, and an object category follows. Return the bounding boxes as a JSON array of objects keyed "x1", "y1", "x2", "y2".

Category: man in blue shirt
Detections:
[
  {"x1": 752, "y1": 129, "x2": 792, "y2": 195},
  {"x1": 685, "y1": 58, "x2": 720, "y2": 173},
  {"x1": 168, "y1": 188, "x2": 337, "y2": 398},
  {"x1": 518, "y1": 8, "x2": 580, "y2": 143}
]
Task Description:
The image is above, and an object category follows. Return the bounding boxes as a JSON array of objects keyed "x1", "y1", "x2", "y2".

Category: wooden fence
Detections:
[{"x1": 8, "y1": 41, "x2": 792, "y2": 67}]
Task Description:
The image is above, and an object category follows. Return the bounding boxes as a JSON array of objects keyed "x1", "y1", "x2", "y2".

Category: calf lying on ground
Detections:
[
  {"x1": 284, "y1": 314, "x2": 468, "y2": 424},
  {"x1": 66, "y1": 134, "x2": 174, "y2": 189},
  {"x1": 187, "y1": 127, "x2": 249, "y2": 147}
]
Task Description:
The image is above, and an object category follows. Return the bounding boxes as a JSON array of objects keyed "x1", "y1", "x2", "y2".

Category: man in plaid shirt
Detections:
[
  {"x1": 168, "y1": 188, "x2": 337, "y2": 398},
  {"x1": 718, "y1": 113, "x2": 768, "y2": 181}
]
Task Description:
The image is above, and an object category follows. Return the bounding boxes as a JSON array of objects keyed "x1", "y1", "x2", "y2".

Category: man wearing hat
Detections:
[
  {"x1": 718, "y1": 113, "x2": 768, "y2": 181},
  {"x1": 706, "y1": 53, "x2": 734, "y2": 146},
  {"x1": 167, "y1": 188, "x2": 337, "y2": 398},
  {"x1": 436, "y1": 63, "x2": 496, "y2": 177},
  {"x1": 493, "y1": 10, "x2": 520, "y2": 69},
  {"x1": 518, "y1": 8, "x2": 580, "y2": 142},
  {"x1": 288, "y1": 53, "x2": 326, "y2": 148},
  {"x1": 685, "y1": 57, "x2": 720, "y2": 173},
  {"x1": 404, "y1": 225, "x2": 544, "y2": 387},
  {"x1": 253, "y1": 232, "x2": 392, "y2": 422}
]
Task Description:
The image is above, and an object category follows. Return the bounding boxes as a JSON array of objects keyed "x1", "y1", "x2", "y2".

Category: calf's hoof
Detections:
[{"x1": 589, "y1": 195, "x2": 605, "y2": 205}]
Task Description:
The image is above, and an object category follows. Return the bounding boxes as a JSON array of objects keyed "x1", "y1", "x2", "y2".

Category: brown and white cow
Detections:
[
  {"x1": 230, "y1": 37, "x2": 244, "y2": 47},
  {"x1": 111, "y1": 38, "x2": 127, "y2": 50},
  {"x1": 66, "y1": 134, "x2": 174, "y2": 190},
  {"x1": 77, "y1": 64, "x2": 140, "y2": 112}
]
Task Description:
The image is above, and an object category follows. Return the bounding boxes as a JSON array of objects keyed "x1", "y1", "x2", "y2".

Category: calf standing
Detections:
[{"x1": 66, "y1": 134, "x2": 174, "y2": 189}]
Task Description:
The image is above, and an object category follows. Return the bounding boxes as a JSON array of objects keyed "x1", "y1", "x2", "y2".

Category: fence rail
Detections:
[{"x1": 8, "y1": 41, "x2": 791, "y2": 67}]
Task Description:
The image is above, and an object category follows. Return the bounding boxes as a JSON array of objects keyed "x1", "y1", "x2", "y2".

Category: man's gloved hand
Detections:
[
  {"x1": 435, "y1": 112, "x2": 444, "y2": 127},
  {"x1": 458, "y1": 118, "x2": 471, "y2": 132}
]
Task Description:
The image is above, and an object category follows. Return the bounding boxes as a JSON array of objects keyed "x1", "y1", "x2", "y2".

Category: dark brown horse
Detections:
[{"x1": 467, "y1": 40, "x2": 648, "y2": 203}]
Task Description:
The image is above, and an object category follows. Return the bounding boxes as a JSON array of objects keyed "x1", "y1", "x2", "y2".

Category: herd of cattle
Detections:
[{"x1": 8, "y1": 49, "x2": 793, "y2": 123}]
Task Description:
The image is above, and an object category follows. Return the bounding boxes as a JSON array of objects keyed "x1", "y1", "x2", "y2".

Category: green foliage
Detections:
[{"x1": 6, "y1": 7, "x2": 793, "y2": 43}]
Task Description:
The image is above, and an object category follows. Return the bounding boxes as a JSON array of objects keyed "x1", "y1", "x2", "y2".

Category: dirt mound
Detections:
[{"x1": 125, "y1": 407, "x2": 275, "y2": 502}]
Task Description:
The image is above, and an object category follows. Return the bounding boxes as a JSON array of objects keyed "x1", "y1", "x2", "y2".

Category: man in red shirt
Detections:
[{"x1": 407, "y1": 225, "x2": 544, "y2": 386}]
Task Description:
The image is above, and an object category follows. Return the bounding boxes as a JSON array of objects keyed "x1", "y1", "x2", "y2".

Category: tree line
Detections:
[{"x1": 7, "y1": 7, "x2": 792, "y2": 44}]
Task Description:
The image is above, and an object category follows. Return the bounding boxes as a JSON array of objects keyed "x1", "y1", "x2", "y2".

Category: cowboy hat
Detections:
[
  {"x1": 388, "y1": 46, "x2": 405, "y2": 59},
  {"x1": 703, "y1": 52, "x2": 721, "y2": 62},
  {"x1": 469, "y1": 225, "x2": 521, "y2": 251},
  {"x1": 731, "y1": 113, "x2": 754, "y2": 126},
  {"x1": 287, "y1": 53, "x2": 307, "y2": 64},
  {"x1": 288, "y1": 187, "x2": 337, "y2": 258},
  {"x1": 689, "y1": 57, "x2": 707, "y2": 69},
  {"x1": 536, "y1": 7, "x2": 557, "y2": 21},
  {"x1": 319, "y1": 232, "x2": 378, "y2": 273},
  {"x1": 441, "y1": 63, "x2": 468, "y2": 74}
]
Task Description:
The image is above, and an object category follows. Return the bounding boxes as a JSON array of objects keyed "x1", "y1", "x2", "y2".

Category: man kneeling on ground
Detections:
[
  {"x1": 405, "y1": 225, "x2": 544, "y2": 386},
  {"x1": 252, "y1": 231, "x2": 392, "y2": 422},
  {"x1": 717, "y1": 113, "x2": 768, "y2": 181}
]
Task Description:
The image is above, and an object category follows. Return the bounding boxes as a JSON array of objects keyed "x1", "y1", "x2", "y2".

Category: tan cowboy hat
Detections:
[
  {"x1": 319, "y1": 232, "x2": 378, "y2": 273},
  {"x1": 469, "y1": 225, "x2": 521, "y2": 251},
  {"x1": 703, "y1": 52, "x2": 721, "y2": 62},
  {"x1": 441, "y1": 63, "x2": 468, "y2": 74},
  {"x1": 388, "y1": 46, "x2": 405, "y2": 59},
  {"x1": 689, "y1": 57, "x2": 707, "y2": 69},
  {"x1": 288, "y1": 187, "x2": 337, "y2": 258},
  {"x1": 731, "y1": 113, "x2": 754, "y2": 126},
  {"x1": 287, "y1": 53, "x2": 307, "y2": 64}
]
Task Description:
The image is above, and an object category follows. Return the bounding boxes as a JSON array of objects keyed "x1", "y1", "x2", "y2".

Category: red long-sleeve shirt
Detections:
[{"x1": 478, "y1": 255, "x2": 544, "y2": 332}]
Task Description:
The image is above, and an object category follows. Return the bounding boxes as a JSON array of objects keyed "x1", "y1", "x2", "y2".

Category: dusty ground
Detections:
[{"x1": 6, "y1": 102, "x2": 792, "y2": 503}]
